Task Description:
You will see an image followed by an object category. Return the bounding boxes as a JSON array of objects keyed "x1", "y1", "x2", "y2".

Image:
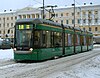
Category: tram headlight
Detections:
[
  {"x1": 13, "y1": 48, "x2": 16, "y2": 51},
  {"x1": 29, "y1": 48, "x2": 33, "y2": 51}
]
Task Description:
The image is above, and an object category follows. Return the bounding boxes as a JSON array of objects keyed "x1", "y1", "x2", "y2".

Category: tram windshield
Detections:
[
  {"x1": 15, "y1": 24, "x2": 33, "y2": 47},
  {"x1": 16, "y1": 30, "x2": 32, "y2": 47}
]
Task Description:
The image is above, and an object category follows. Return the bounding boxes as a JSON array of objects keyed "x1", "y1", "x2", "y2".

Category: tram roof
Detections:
[
  {"x1": 74, "y1": 26, "x2": 81, "y2": 31},
  {"x1": 16, "y1": 18, "x2": 80, "y2": 30},
  {"x1": 16, "y1": 18, "x2": 62, "y2": 27}
]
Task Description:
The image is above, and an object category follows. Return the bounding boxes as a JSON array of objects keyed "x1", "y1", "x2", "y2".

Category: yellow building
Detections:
[
  {"x1": 0, "y1": 5, "x2": 100, "y2": 39},
  {"x1": 0, "y1": 11, "x2": 17, "y2": 39}
]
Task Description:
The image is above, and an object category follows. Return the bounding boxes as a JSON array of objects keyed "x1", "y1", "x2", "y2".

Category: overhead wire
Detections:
[{"x1": 33, "y1": 0, "x2": 43, "y2": 4}]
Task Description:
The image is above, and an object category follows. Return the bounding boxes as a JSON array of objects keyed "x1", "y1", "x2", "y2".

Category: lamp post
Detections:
[
  {"x1": 72, "y1": 0, "x2": 76, "y2": 53},
  {"x1": 43, "y1": 0, "x2": 45, "y2": 19},
  {"x1": 72, "y1": 1, "x2": 75, "y2": 27}
]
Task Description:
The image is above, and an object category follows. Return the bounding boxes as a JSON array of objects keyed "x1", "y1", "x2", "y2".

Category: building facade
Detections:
[
  {"x1": 0, "y1": 5, "x2": 100, "y2": 39},
  {"x1": 0, "y1": 12, "x2": 17, "y2": 38}
]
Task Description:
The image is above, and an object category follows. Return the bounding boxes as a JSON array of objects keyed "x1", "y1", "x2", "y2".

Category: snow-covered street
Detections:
[
  {"x1": 45, "y1": 50, "x2": 100, "y2": 78},
  {"x1": 0, "y1": 46, "x2": 100, "y2": 78}
]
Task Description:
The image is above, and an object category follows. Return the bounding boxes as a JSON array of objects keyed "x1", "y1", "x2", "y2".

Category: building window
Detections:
[
  {"x1": 83, "y1": 28, "x2": 85, "y2": 30},
  {"x1": 7, "y1": 17, "x2": 9, "y2": 20},
  {"x1": 61, "y1": 20, "x2": 63, "y2": 24},
  {"x1": 72, "y1": 13, "x2": 74, "y2": 16},
  {"x1": 19, "y1": 15, "x2": 22, "y2": 19},
  {"x1": 95, "y1": 18, "x2": 98, "y2": 23},
  {"x1": 95, "y1": 11, "x2": 98, "y2": 14},
  {"x1": 82, "y1": 12, "x2": 86, "y2": 17},
  {"x1": 11, "y1": 30, "x2": 13, "y2": 33},
  {"x1": 23, "y1": 15, "x2": 26, "y2": 18},
  {"x1": 89, "y1": 27, "x2": 91, "y2": 31},
  {"x1": 77, "y1": 19, "x2": 80, "y2": 24},
  {"x1": 7, "y1": 23, "x2": 9, "y2": 27},
  {"x1": 0, "y1": 31, "x2": 1, "y2": 34},
  {"x1": 61, "y1": 13, "x2": 63, "y2": 17},
  {"x1": 77, "y1": 12, "x2": 80, "y2": 15},
  {"x1": 66, "y1": 13, "x2": 69, "y2": 16},
  {"x1": 95, "y1": 27, "x2": 98, "y2": 31},
  {"x1": 32, "y1": 14, "x2": 35, "y2": 18},
  {"x1": 11, "y1": 23, "x2": 13, "y2": 27},
  {"x1": 56, "y1": 20, "x2": 58, "y2": 23},
  {"x1": 3, "y1": 18, "x2": 5, "y2": 20},
  {"x1": 27, "y1": 14, "x2": 30, "y2": 18},
  {"x1": 66, "y1": 20, "x2": 69, "y2": 24},
  {"x1": 0, "y1": 24, "x2": 1, "y2": 27},
  {"x1": 72, "y1": 19, "x2": 74, "y2": 24},
  {"x1": 88, "y1": 11, "x2": 91, "y2": 14},
  {"x1": 11, "y1": 17, "x2": 13, "y2": 20},
  {"x1": 88, "y1": 19, "x2": 92, "y2": 24},
  {"x1": 36, "y1": 14, "x2": 39, "y2": 18},
  {"x1": 15, "y1": 16, "x2": 17, "y2": 20},
  {"x1": 83, "y1": 19, "x2": 86, "y2": 23}
]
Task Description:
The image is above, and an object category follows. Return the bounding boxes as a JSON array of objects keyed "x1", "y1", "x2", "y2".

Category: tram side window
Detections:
[
  {"x1": 68, "y1": 34, "x2": 72, "y2": 46},
  {"x1": 75, "y1": 35, "x2": 80, "y2": 46},
  {"x1": 34, "y1": 30, "x2": 51, "y2": 48},
  {"x1": 51, "y1": 32, "x2": 54, "y2": 47},
  {"x1": 54, "y1": 32, "x2": 62, "y2": 47},
  {"x1": 42, "y1": 31, "x2": 51, "y2": 48},
  {"x1": 89, "y1": 36, "x2": 93, "y2": 45},
  {"x1": 34, "y1": 30, "x2": 41, "y2": 48},
  {"x1": 81, "y1": 36, "x2": 87, "y2": 46},
  {"x1": 65, "y1": 33, "x2": 68, "y2": 46},
  {"x1": 91, "y1": 36, "x2": 93, "y2": 45},
  {"x1": 84, "y1": 36, "x2": 86, "y2": 45},
  {"x1": 80, "y1": 35, "x2": 82, "y2": 45},
  {"x1": 72, "y1": 35, "x2": 74, "y2": 46}
]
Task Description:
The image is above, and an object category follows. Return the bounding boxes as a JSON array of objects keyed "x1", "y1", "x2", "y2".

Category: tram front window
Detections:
[{"x1": 16, "y1": 30, "x2": 32, "y2": 47}]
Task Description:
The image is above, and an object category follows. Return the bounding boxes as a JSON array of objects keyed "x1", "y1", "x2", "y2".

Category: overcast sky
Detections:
[{"x1": 0, "y1": 0, "x2": 100, "y2": 12}]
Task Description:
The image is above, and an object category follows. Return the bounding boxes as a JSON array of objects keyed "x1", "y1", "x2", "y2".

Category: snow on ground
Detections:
[
  {"x1": 45, "y1": 52, "x2": 100, "y2": 78},
  {"x1": 0, "y1": 49, "x2": 13, "y2": 59},
  {"x1": 0, "y1": 45, "x2": 100, "y2": 78}
]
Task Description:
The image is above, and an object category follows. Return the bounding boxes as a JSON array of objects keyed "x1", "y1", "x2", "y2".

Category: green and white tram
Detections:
[{"x1": 13, "y1": 18, "x2": 93, "y2": 61}]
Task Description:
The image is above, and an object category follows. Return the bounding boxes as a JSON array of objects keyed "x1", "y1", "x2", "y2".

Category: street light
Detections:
[
  {"x1": 43, "y1": 0, "x2": 45, "y2": 19},
  {"x1": 72, "y1": 0, "x2": 76, "y2": 53},
  {"x1": 72, "y1": 0, "x2": 75, "y2": 27}
]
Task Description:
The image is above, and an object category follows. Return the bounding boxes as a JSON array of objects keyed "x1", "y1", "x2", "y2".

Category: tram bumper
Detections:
[{"x1": 14, "y1": 50, "x2": 38, "y2": 61}]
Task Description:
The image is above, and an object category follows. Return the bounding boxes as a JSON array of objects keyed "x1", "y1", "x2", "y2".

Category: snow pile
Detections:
[
  {"x1": 0, "y1": 49, "x2": 14, "y2": 59},
  {"x1": 93, "y1": 44, "x2": 100, "y2": 48},
  {"x1": 46, "y1": 55, "x2": 100, "y2": 78}
]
